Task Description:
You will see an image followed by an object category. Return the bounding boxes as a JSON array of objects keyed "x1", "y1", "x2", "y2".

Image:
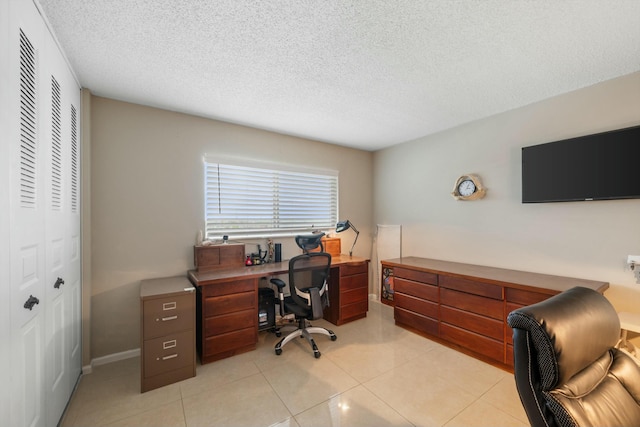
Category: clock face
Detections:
[{"x1": 458, "y1": 179, "x2": 476, "y2": 197}]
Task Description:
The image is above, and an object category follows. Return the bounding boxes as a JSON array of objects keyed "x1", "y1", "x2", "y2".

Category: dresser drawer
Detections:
[
  {"x1": 505, "y1": 287, "x2": 553, "y2": 305},
  {"x1": 395, "y1": 307, "x2": 439, "y2": 336},
  {"x1": 204, "y1": 309, "x2": 255, "y2": 336},
  {"x1": 440, "y1": 323, "x2": 503, "y2": 362},
  {"x1": 143, "y1": 330, "x2": 194, "y2": 378},
  {"x1": 439, "y1": 275, "x2": 502, "y2": 300},
  {"x1": 440, "y1": 288, "x2": 503, "y2": 320},
  {"x1": 395, "y1": 278, "x2": 438, "y2": 302},
  {"x1": 143, "y1": 294, "x2": 195, "y2": 339},
  {"x1": 440, "y1": 305, "x2": 503, "y2": 341},
  {"x1": 204, "y1": 291, "x2": 255, "y2": 317},
  {"x1": 394, "y1": 268, "x2": 437, "y2": 285},
  {"x1": 395, "y1": 293, "x2": 438, "y2": 319}
]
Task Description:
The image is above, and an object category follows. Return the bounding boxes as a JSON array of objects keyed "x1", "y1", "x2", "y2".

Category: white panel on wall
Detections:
[{"x1": 371, "y1": 224, "x2": 402, "y2": 299}]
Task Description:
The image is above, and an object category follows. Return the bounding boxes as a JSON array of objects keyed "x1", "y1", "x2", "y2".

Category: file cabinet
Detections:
[{"x1": 140, "y1": 276, "x2": 196, "y2": 392}]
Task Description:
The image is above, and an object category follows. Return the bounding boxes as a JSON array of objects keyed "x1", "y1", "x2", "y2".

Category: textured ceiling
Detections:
[{"x1": 38, "y1": 0, "x2": 640, "y2": 151}]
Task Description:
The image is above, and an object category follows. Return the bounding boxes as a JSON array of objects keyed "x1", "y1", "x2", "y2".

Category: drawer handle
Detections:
[
  {"x1": 163, "y1": 302, "x2": 177, "y2": 311},
  {"x1": 157, "y1": 354, "x2": 178, "y2": 361},
  {"x1": 156, "y1": 315, "x2": 178, "y2": 322},
  {"x1": 163, "y1": 340, "x2": 177, "y2": 349}
]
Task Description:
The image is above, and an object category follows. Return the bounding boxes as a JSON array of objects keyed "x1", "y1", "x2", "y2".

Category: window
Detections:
[{"x1": 204, "y1": 158, "x2": 338, "y2": 239}]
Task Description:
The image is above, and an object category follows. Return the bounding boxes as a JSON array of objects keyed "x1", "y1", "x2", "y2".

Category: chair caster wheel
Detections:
[
  {"x1": 276, "y1": 332, "x2": 281, "y2": 337},
  {"x1": 275, "y1": 348, "x2": 282, "y2": 355},
  {"x1": 314, "y1": 351, "x2": 321, "y2": 359},
  {"x1": 331, "y1": 335, "x2": 337, "y2": 341}
]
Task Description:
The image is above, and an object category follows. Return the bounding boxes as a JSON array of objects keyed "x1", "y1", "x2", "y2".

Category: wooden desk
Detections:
[
  {"x1": 618, "y1": 312, "x2": 640, "y2": 356},
  {"x1": 381, "y1": 257, "x2": 609, "y2": 370},
  {"x1": 189, "y1": 255, "x2": 369, "y2": 364}
]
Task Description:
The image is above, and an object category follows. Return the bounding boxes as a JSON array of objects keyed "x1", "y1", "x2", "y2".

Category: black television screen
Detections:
[{"x1": 522, "y1": 125, "x2": 640, "y2": 203}]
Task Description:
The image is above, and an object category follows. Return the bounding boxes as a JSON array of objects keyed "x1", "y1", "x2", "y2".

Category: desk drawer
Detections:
[
  {"x1": 205, "y1": 291, "x2": 255, "y2": 316},
  {"x1": 339, "y1": 273, "x2": 367, "y2": 291},
  {"x1": 340, "y1": 262, "x2": 368, "y2": 277},
  {"x1": 341, "y1": 287, "x2": 368, "y2": 305},
  {"x1": 340, "y1": 300, "x2": 368, "y2": 321},
  {"x1": 143, "y1": 294, "x2": 194, "y2": 339},
  {"x1": 204, "y1": 309, "x2": 255, "y2": 335},
  {"x1": 204, "y1": 327, "x2": 256, "y2": 356},
  {"x1": 202, "y1": 278, "x2": 256, "y2": 297},
  {"x1": 143, "y1": 330, "x2": 194, "y2": 378}
]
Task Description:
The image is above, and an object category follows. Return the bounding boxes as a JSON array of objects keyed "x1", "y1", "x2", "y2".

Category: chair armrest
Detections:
[
  {"x1": 270, "y1": 278, "x2": 286, "y2": 317},
  {"x1": 270, "y1": 278, "x2": 286, "y2": 290}
]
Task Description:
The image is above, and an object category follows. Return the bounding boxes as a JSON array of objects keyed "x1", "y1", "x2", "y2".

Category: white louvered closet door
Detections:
[
  {"x1": 41, "y1": 19, "x2": 82, "y2": 427},
  {"x1": 1, "y1": 0, "x2": 13, "y2": 422},
  {"x1": 4, "y1": 0, "x2": 82, "y2": 426}
]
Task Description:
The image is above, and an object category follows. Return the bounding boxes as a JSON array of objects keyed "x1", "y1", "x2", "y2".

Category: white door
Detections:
[
  {"x1": 41, "y1": 31, "x2": 82, "y2": 423},
  {"x1": 1, "y1": 0, "x2": 14, "y2": 421},
  {"x1": 6, "y1": 1, "x2": 82, "y2": 426},
  {"x1": 42, "y1": 33, "x2": 70, "y2": 426},
  {"x1": 8, "y1": 0, "x2": 47, "y2": 423}
]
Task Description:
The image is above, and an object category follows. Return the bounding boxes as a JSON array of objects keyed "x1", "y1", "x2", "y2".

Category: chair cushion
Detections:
[
  {"x1": 283, "y1": 296, "x2": 310, "y2": 319},
  {"x1": 547, "y1": 349, "x2": 640, "y2": 427},
  {"x1": 507, "y1": 287, "x2": 620, "y2": 390}
]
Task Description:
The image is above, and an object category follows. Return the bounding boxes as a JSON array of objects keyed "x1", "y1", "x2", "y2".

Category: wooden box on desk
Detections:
[
  {"x1": 194, "y1": 243, "x2": 245, "y2": 272},
  {"x1": 310, "y1": 237, "x2": 341, "y2": 257}
]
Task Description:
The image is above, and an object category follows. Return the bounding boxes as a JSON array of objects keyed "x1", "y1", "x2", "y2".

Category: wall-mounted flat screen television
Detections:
[{"x1": 522, "y1": 125, "x2": 640, "y2": 203}]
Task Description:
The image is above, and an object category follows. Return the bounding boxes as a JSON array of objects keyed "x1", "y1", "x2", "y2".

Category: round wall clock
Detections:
[{"x1": 452, "y1": 174, "x2": 486, "y2": 201}]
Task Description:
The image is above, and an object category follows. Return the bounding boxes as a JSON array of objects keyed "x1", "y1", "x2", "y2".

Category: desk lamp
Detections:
[{"x1": 335, "y1": 220, "x2": 359, "y2": 256}]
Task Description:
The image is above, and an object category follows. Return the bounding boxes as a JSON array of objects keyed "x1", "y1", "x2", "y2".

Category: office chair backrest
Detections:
[
  {"x1": 288, "y1": 252, "x2": 331, "y2": 319},
  {"x1": 508, "y1": 286, "x2": 640, "y2": 427}
]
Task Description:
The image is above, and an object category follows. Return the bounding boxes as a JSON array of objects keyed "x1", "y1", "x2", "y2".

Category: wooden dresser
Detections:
[
  {"x1": 381, "y1": 257, "x2": 609, "y2": 370},
  {"x1": 140, "y1": 276, "x2": 196, "y2": 392}
]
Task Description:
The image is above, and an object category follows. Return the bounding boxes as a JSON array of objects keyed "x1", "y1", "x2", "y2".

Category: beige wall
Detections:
[
  {"x1": 89, "y1": 97, "x2": 374, "y2": 358},
  {"x1": 89, "y1": 71, "x2": 640, "y2": 360},
  {"x1": 373, "y1": 71, "x2": 640, "y2": 345}
]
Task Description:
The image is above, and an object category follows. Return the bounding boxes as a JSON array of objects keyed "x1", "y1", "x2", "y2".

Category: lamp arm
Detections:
[{"x1": 349, "y1": 230, "x2": 359, "y2": 257}]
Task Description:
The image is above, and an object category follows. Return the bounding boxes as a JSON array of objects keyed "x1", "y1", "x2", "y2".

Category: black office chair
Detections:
[
  {"x1": 507, "y1": 286, "x2": 640, "y2": 427},
  {"x1": 270, "y1": 234, "x2": 337, "y2": 358}
]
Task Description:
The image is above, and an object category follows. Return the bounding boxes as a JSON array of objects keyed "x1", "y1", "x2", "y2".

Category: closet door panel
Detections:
[
  {"x1": 1, "y1": 0, "x2": 13, "y2": 421},
  {"x1": 8, "y1": 1, "x2": 47, "y2": 426},
  {"x1": 7, "y1": 1, "x2": 82, "y2": 426}
]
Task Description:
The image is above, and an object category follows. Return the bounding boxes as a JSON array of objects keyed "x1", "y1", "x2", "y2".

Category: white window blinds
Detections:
[{"x1": 205, "y1": 160, "x2": 338, "y2": 239}]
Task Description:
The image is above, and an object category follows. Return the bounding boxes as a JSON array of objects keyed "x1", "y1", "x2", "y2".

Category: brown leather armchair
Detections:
[{"x1": 507, "y1": 286, "x2": 640, "y2": 427}]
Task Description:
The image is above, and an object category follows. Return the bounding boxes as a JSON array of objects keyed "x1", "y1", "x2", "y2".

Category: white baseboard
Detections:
[{"x1": 83, "y1": 348, "x2": 140, "y2": 374}]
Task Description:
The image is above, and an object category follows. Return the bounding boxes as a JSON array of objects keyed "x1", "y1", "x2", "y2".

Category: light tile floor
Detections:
[{"x1": 61, "y1": 300, "x2": 529, "y2": 427}]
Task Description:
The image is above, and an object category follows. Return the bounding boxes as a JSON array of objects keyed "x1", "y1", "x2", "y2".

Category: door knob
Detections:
[
  {"x1": 23, "y1": 295, "x2": 40, "y2": 310},
  {"x1": 54, "y1": 277, "x2": 65, "y2": 289}
]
